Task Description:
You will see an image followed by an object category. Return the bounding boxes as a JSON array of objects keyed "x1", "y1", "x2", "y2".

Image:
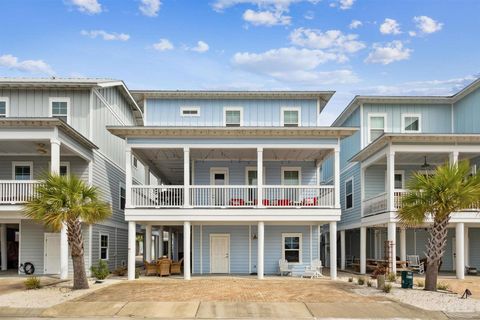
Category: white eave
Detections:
[{"x1": 107, "y1": 126, "x2": 357, "y2": 139}]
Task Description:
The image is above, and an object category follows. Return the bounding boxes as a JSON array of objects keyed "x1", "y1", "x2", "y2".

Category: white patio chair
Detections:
[
  {"x1": 406, "y1": 255, "x2": 425, "y2": 274},
  {"x1": 302, "y1": 259, "x2": 323, "y2": 279},
  {"x1": 278, "y1": 259, "x2": 291, "y2": 276}
]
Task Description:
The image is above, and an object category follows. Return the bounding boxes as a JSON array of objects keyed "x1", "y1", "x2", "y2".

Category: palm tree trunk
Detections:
[
  {"x1": 67, "y1": 219, "x2": 89, "y2": 290},
  {"x1": 424, "y1": 215, "x2": 450, "y2": 291}
]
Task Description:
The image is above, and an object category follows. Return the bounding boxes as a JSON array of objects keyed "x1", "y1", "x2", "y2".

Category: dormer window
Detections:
[
  {"x1": 49, "y1": 97, "x2": 70, "y2": 123},
  {"x1": 181, "y1": 107, "x2": 200, "y2": 117},
  {"x1": 224, "y1": 107, "x2": 242, "y2": 127},
  {"x1": 281, "y1": 107, "x2": 300, "y2": 127},
  {"x1": 402, "y1": 114, "x2": 421, "y2": 133}
]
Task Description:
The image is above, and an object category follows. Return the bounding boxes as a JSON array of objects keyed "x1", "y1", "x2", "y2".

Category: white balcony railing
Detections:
[
  {"x1": 363, "y1": 192, "x2": 388, "y2": 216},
  {"x1": 0, "y1": 180, "x2": 41, "y2": 204},
  {"x1": 130, "y1": 185, "x2": 335, "y2": 208}
]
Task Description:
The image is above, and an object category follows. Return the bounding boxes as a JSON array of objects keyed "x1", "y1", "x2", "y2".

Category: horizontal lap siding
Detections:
[
  {"x1": 339, "y1": 163, "x2": 361, "y2": 227},
  {"x1": 469, "y1": 228, "x2": 480, "y2": 269},
  {"x1": 146, "y1": 99, "x2": 318, "y2": 127},
  {"x1": 365, "y1": 165, "x2": 385, "y2": 198},
  {"x1": 91, "y1": 224, "x2": 127, "y2": 271}
]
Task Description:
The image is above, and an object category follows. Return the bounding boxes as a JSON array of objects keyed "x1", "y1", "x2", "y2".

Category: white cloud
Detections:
[
  {"x1": 232, "y1": 47, "x2": 358, "y2": 84},
  {"x1": 338, "y1": 0, "x2": 355, "y2": 10},
  {"x1": 191, "y1": 41, "x2": 210, "y2": 53},
  {"x1": 364, "y1": 41, "x2": 412, "y2": 65},
  {"x1": 349, "y1": 20, "x2": 362, "y2": 29},
  {"x1": 380, "y1": 18, "x2": 402, "y2": 35},
  {"x1": 139, "y1": 0, "x2": 161, "y2": 17},
  {"x1": 80, "y1": 30, "x2": 130, "y2": 41},
  {"x1": 153, "y1": 39, "x2": 174, "y2": 51},
  {"x1": 408, "y1": 31, "x2": 417, "y2": 37},
  {"x1": 304, "y1": 10, "x2": 314, "y2": 20},
  {"x1": 69, "y1": 0, "x2": 102, "y2": 14},
  {"x1": 413, "y1": 16, "x2": 443, "y2": 35},
  {"x1": 0, "y1": 54, "x2": 54, "y2": 75},
  {"x1": 212, "y1": 0, "x2": 319, "y2": 12},
  {"x1": 243, "y1": 9, "x2": 291, "y2": 26},
  {"x1": 290, "y1": 28, "x2": 366, "y2": 55}
]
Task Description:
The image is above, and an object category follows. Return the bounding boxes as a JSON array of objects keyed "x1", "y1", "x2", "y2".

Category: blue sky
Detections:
[{"x1": 1, "y1": 0, "x2": 479, "y2": 124}]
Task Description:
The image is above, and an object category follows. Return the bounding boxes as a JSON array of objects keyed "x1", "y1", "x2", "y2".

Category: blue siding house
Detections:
[{"x1": 108, "y1": 91, "x2": 356, "y2": 280}]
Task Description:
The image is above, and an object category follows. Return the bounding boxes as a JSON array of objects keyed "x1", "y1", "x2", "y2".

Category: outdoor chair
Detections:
[
  {"x1": 144, "y1": 260, "x2": 158, "y2": 276},
  {"x1": 346, "y1": 255, "x2": 354, "y2": 268},
  {"x1": 229, "y1": 198, "x2": 245, "y2": 206},
  {"x1": 466, "y1": 265, "x2": 478, "y2": 275},
  {"x1": 157, "y1": 258, "x2": 172, "y2": 276},
  {"x1": 301, "y1": 197, "x2": 318, "y2": 206},
  {"x1": 278, "y1": 259, "x2": 291, "y2": 276},
  {"x1": 171, "y1": 257, "x2": 184, "y2": 275},
  {"x1": 302, "y1": 259, "x2": 323, "y2": 279},
  {"x1": 406, "y1": 255, "x2": 425, "y2": 274}
]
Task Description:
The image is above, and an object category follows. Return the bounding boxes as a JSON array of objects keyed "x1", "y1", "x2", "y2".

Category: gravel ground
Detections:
[{"x1": 0, "y1": 278, "x2": 120, "y2": 308}]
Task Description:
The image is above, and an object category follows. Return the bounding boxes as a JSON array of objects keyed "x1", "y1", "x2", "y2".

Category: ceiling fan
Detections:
[{"x1": 421, "y1": 156, "x2": 431, "y2": 170}]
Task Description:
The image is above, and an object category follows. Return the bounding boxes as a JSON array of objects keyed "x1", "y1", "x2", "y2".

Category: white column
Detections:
[
  {"x1": 449, "y1": 151, "x2": 459, "y2": 165},
  {"x1": 329, "y1": 222, "x2": 337, "y2": 279},
  {"x1": 360, "y1": 226, "x2": 366, "y2": 274},
  {"x1": 159, "y1": 226, "x2": 164, "y2": 257},
  {"x1": 340, "y1": 230, "x2": 346, "y2": 270},
  {"x1": 145, "y1": 225, "x2": 152, "y2": 262},
  {"x1": 333, "y1": 149, "x2": 340, "y2": 208},
  {"x1": 125, "y1": 148, "x2": 132, "y2": 209},
  {"x1": 400, "y1": 228, "x2": 407, "y2": 262},
  {"x1": 128, "y1": 221, "x2": 136, "y2": 280},
  {"x1": 456, "y1": 222, "x2": 465, "y2": 279},
  {"x1": 257, "y1": 221, "x2": 264, "y2": 279},
  {"x1": 50, "y1": 139, "x2": 61, "y2": 174},
  {"x1": 60, "y1": 224, "x2": 68, "y2": 279},
  {"x1": 184, "y1": 147, "x2": 190, "y2": 207},
  {"x1": 387, "y1": 222, "x2": 397, "y2": 274},
  {"x1": 144, "y1": 165, "x2": 150, "y2": 185},
  {"x1": 386, "y1": 151, "x2": 395, "y2": 212},
  {"x1": 0, "y1": 224, "x2": 7, "y2": 271},
  {"x1": 257, "y1": 148, "x2": 263, "y2": 207},
  {"x1": 465, "y1": 226, "x2": 469, "y2": 267},
  {"x1": 184, "y1": 221, "x2": 191, "y2": 280}
]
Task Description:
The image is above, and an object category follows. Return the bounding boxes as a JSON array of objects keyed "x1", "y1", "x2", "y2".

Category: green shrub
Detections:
[
  {"x1": 383, "y1": 283, "x2": 392, "y2": 293},
  {"x1": 112, "y1": 266, "x2": 127, "y2": 276},
  {"x1": 357, "y1": 277, "x2": 365, "y2": 285},
  {"x1": 386, "y1": 273, "x2": 397, "y2": 282},
  {"x1": 24, "y1": 276, "x2": 41, "y2": 290},
  {"x1": 437, "y1": 282, "x2": 449, "y2": 291},
  {"x1": 90, "y1": 260, "x2": 110, "y2": 280},
  {"x1": 416, "y1": 280, "x2": 425, "y2": 288},
  {"x1": 367, "y1": 280, "x2": 373, "y2": 287},
  {"x1": 348, "y1": 277, "x2": 353, "y2": 282}
]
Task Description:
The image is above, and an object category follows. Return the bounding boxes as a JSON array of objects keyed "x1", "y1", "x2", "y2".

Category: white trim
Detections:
[
  {"x1": 144, "y1": 98, "x2": 148, "y2": 126},
  {"x1": 394, "y1": 170, "x2": 405, "y2": 189},
  {"x1": 401, "y1": 113, "x2": 422, "y2": 133},
  {"x1": 210, "y1": 167, "x2": 229, "y2": 185},
  {"x1": 200, "y1": 224, "x2": 203, "y2": 274},
  {"x1": 281, "y1": 166, "x2": 301, "y2": 185},
  {"x1": 0, "y1": 97, "x2": 9, "y2": 117},
  {"x1": 12, "y1": 161, "x2": 33, "y2": 180},
  {"x1": 127, "y1": 143, "x2": 339, "y2": 150},
  {"x1": 180, "y1": 106, "x2": 200, "y2": 117},
  {"x1": 367, "y1": 113, "x2": 387, "y2": 143},
  {"x1": 209, "y1": 233, "x2": 230, "y2": 273},
  {"x1": 223, "y1": 107, "x2": 243, "y2": 127},
  {"x1": 282, "y1": 232, "x2": 303, "y2": 264},
  {"x1": 48, "y1": 97, "x2": 71, "y2": 125},
  {"x1": 248, "y1": 225, "x2": 252, "y2": 274},
  {"x1": 359, "y1": 103, "x2": 364, "y2": 149},
  {"x1": 99, "y1": 232, "x2": 109, "y2": 260},
  {"x1": 245, "y1": 166, "x2": 266, "y2": 185},
  {"x1": 281, "y1": 107, "x2": 301, "y2": 127},
  {"x1": 345, "y1": 176, "x2": 354, "y2": 210}
]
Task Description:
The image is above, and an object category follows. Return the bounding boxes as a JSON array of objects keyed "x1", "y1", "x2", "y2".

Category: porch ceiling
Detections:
[
  {"x1": 0, "y1": 140, "x2": 79, "y2": 156},
  {"x1": 371, "y1": 152, "x2": 477, "y2": 166}
]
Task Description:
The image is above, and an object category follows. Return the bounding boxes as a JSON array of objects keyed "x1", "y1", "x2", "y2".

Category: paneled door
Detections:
[
  {"x1": 210, "y1": 234, "x2": 230, "y2": 273},
  {"x1": 44, "y1": 233, "x2": 61, "y2": 274}
]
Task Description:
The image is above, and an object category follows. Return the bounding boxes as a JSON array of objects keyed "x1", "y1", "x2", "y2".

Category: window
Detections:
[
  {"x1": 99, "y1": 234, "x2": 109, "y2": 260},
  {"x1": 49, "y1": 162, "x2": 70, "y2": 176},
  {"x1": 49, "y1": 98, "x2": 70, "y2": 123},
  {"x1": 12, "y1": 162, "x2": 33, "y2": 180},
  {"x1": 132, "y1": 156, "x2": 138, "y2": 168},
  {"x1": 119, "y1": 183, "x2": 126, "y2": 210},
  {"x1": 402, "y1": 114, "x2": 421, "y2": 133},
  {"x1": 281, "y1": 167, "x2": 301, "y2": 185},
  {"x1": 394, "y1": 171, "x2": 404, "y2": 189},
  {"x1": 180, "y1": 107, "x2": 200, "y2": 117},
  {"x1": 0, "y1": 97, "x2": 9, "y2": 117},
  {"x1": 281, "y1": 107, "x2": 300, "y2": 127},
  {"x1": 224, "y1": 107, "x2": 242, "y2": 127},
  {"x1": 282, "y1": 233, "x2": 302, "y2": 263},
  {"x1": 345, "y1": 177, "x2": 353, "y2": 209},
  {"x1": 368, "y1": 114, "x2": 386, "y2": 143}
]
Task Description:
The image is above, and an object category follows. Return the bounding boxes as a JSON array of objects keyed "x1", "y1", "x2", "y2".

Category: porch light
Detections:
[
  {"x1": 252, "y1": 234, "x2": 257, "y2": 240},
  {"x1": 421, "y1": 156, "x2": 431, "y2": 170}
]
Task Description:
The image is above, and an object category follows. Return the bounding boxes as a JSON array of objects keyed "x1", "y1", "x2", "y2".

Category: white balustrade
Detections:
[{"x1": 0, "y1": 180, "x2": 41, "y2": 204}]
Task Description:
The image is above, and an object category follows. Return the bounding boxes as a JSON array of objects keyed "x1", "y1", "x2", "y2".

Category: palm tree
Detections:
[
  {"x1": 398, "y1": 160, "x2": 480, "y2": 291},
  {"x1": 24, "y1": 173, "x2": 111, "y2": 289}
]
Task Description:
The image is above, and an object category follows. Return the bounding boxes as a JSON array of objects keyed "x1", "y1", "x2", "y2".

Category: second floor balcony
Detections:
[{"x1": 0, "y1": 180, "x2": 41, "y2": 204}]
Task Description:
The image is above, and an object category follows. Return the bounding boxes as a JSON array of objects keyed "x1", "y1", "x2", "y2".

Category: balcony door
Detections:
[
  {"x1": 281, "y1": 167, "x2": 301, "y2": 204},
  {"x1": 210, "y1": 168, "x2": 229, "y2": 206}
]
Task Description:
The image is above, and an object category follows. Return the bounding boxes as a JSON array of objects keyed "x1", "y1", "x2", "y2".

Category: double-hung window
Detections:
[
  {"x1": 345, "y1": 177, "x2": 353, "y2": 209},
  {"x1": 281, "y1": 107, "x2": 300, "y2": 127},
  {"x1": 119, "y1": 183, "x2": 126, "y2": 210},
  {"x1": 0, "y1": 97, "x2": 9, "y2": 117},
  {"x1": 402, "y1": 114, "x2": 421, "y2": 133},
  {"x1": 282, "y1": 233, "x2": 302, "y2": 263},
  {"x1": 368, "y1": 114, "x2": 386, "y2": 143},
  {"x1": 49, "y1": 97, "x2": 70, "y2": 123},
  {"x1": 100, "y1": 234, "x2": 109, "y2": 260},
  {"x1": 224, "y1": 107, "x2": 242, "y2": 127},
  {"x1": 12, "y1": 162, "x2": 33, "y2": 180}
]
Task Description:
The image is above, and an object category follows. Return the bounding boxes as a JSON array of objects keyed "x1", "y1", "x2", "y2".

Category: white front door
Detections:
[
  {"x1": 44, "y1": 233, "x2": 61, "y2": 274},
  {"x1": 210, "y1": 234, "x2": 230, "y2": 273}
]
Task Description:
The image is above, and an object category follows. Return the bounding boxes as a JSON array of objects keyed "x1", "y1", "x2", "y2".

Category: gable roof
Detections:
[{"x1": 332, "y1": 78, "x2": 480, "y2": 127}]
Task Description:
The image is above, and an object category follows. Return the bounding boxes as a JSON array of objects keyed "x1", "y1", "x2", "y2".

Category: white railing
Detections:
[
  {"x1": 0, "y1": 180, "x2": 41, "y2": 204},
  {"x1": 394, "y1": 189, "x2": 408, "y2": 209},
  {"x1": 130, "y1": 185, "x2": 335, "y2": 208},
  {"x1": 363, "y1": 192, "x2": 387, "y2": 216}
]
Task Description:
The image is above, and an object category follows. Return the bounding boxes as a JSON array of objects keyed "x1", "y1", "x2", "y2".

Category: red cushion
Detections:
[
  {"x1": 276, "y1": 199, "x2": 292, "y2": 206},
  {"x1": 302, "y1": 197, "x2": 318, "y2": 206},
  {"x1": 230, "y1": 198, "x2": 245, "y2": 206}
]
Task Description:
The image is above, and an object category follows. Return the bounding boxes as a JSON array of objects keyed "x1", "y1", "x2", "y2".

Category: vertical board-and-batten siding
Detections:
[
  {"x1": 145, "y1": 99, "x2": 318, "y2": 127},
  {"x1": 453, "y1": 86, "x2": 480, "y2": 133}
]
